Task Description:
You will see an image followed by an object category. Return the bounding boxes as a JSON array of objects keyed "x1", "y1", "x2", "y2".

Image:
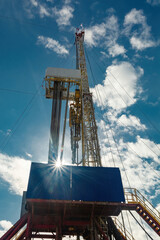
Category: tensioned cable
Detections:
[
  {"x1": 89, "y1": 49, "x2": 160, "y2": 158},
  {"x1": 139, "y1": 214, "x2": 149, "y2": 240},
  {"x1": 85, "y1": 48, "x2": 132, "y2": 189},
  {"x1": 121, "y1": 210, "x2": 127, "y2": 239},
  {"x1": 129, "y1": 211, "x2": 154, "y2": 240},
  {"x1": 0, "y1": 88, "x2": 34, "y2": 95},
  {"x1": 0, "y1": 81, "x2": 44, "y2": 152},
  {"x1": 87, "y1": 62, "x2": 160, "y2": 182},
  {"x1": 93, "y1": 48, "x2": 160, "y2": 142},
  {"x1": 95, "y1": 106, "x2": 160, "y2": 182},
  {"x1": 126, "y1": 211, "x2": 134, "y2": 240},
  {"x1": 85, "y1": 48, "x2": 116, "y2": 168},
  {"x1": 86, "y1": 49, "x2": 160, "y2": 190}
]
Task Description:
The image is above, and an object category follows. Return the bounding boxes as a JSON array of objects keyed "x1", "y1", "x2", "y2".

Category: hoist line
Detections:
[
  {"x1": 85, "y1": 48, "x2": 116, "y2": 168},
  {"x1": 121, "y1": 210, "x2": 127, "y2": 240},
  {"x1": 86, "y1": 49, "x2": 160, "y2": 195},
  {"x1": 87, "y1": 49, "x2": 160, "y2": 192},
  {"x1": 85, "y1": 47, "x2": 132, "y2": 189},
  {"x1": 87, "y1": 53, "x2": 160, "y2": 187},
  {"x1": 139, "y1": 214, "x2": 149, "y2": 240},
  {"x1": 90, "y1": 51, "x2": 160, "y2": 158},
  {"x1": 129, "y1": 211, "x2": 154, "y2": 240},
  {"x1": 0, "y1": 81, "x2": 44, "y2": 152},
  {"x1": 87, "y1": 49, "x2": 160, "y2": 176},
  {"x1": 125, "y1": 211, "x2": 134, "y2": 240},
  {"x1": 92, "y1": 48, "x2": 160, "y2": 149}
]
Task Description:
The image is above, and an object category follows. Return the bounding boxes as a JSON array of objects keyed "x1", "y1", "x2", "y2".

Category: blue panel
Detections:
[{"x1": 26, "y1": 163, "x2": 125, "y2": 203}]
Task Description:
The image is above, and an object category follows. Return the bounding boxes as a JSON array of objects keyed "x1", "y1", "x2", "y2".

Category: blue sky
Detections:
[{"x1": 0, "y1": 0, "x2": 160, "y2": 238}]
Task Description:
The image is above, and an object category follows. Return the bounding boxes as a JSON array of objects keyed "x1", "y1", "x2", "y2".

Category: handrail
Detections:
[
  {"x1": 112, "y1": 217, "x2": 135, "y2": 240},
  {"x1": 11, "y1": 225, "x2": 26, "y2": 240},
  {"x1": 124, "y1": 188, "x2": 160, "y2": 224}
]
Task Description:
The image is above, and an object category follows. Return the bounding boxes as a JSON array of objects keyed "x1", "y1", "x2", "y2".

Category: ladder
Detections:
[{"x1": 112, "y1": 217, "x2": 135, "y2": 240}]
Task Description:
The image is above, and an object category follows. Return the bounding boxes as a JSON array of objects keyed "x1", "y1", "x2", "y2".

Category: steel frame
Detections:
[{"x1": 75, "y1": 29, "x2": 101, "y2": 167}]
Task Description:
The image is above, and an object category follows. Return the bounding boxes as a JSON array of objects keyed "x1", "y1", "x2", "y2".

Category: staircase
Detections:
[
  {"x1": 124, "y1": 188, "x2": 160, "y2": 236},
  {"x1": 95, "y1": 217, "x2": 135, "y2": 240},
  {"x1": 112, "y1": 217, "x2": 135, "y2": 240},
  {"x1": 94, "y1": 217, "x2": 109, "y2": 240}
]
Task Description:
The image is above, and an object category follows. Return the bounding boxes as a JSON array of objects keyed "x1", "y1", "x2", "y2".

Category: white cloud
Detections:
[
  {"x1": 53, "y1": 5, "x2": 74, "y2": 27},
  {"x1": 127, "y1": 136, "x2": 160, "y2": 163},
  {"x1": 116, "y1": 211, "x2": 160, "y2": 240},
  {"x1": 85, "y1": 22, "x2": 107, "y2": 47},
  {"x1": 147, "y1": 0, "x2": 160, "y2": 5},
  {"x1": 124, "y1": 8, "x2": 156, "y2": 50},
  {"x1": 39, "y1": 5, "x2": 50, "y2": 17},
  {"x1": 130, "y1": 36, "x2": 155, "y2": 50},
  {"x1": 37, "y1": 36, "x2": 69, "y2": 55},
  {"x1": 91, "y1": 61, "x2": 143, "y2": 112},
  {"x1": 117, "y1": 114, "x2": 146, "y2": 131},
  {"x1": 30, "y1": 0, "x2": 38, "y2": 7},
  {"x1": 98, "y1": 121, "x2": 160, "y2": 195},
  {"x1": 25, "y1": 0, "x2": 51, "y2": 18},
  {"x1": 108, "y1": 44, "x2": 126, "y2": 57},
  {"x1": 0, "y1": 153, "x2": 31, "y2": 195},
  {"x1": 85, "y1": 15, "x2": 126, "y2": 57},
  {"x1": 0, "y1": 220, "x2": 12, "y2": 237}
]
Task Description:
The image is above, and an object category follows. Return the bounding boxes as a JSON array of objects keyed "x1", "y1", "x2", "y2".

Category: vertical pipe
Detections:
[
  {"x1": 60, "y1": 83, "x2": 70, "y2": 162},
  {"x1": 48, "y1": 82, "x2": 62, "y2": 164}
]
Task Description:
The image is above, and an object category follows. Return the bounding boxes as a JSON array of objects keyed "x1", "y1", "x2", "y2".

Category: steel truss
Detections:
[{"x1": 75, "y1": 29, "x2": 101, "y2": 167}]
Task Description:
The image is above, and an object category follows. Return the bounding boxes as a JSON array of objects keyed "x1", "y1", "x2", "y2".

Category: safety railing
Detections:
[
  {"x1": 112, "y1": 217, "x2": 135, "y2": 240},
  {"x1": 124, "y1": 188, "x2": 160, "y2": 225},
  {"x1": 10, "y1": 225, "x2": 26, "y2": 240}
]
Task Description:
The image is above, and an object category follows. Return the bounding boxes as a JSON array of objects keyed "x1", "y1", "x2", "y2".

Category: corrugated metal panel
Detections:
[
  {"x1": 46, "y1": 68, "x2": 81, "y2": 79},
  {"x1": 26, "y1": 163, "x2": 125, "y2": 203}
]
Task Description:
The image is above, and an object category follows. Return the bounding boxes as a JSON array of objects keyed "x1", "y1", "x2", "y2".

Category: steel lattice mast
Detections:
[{"x1": 75, "y1": 28, "x2": 102, "y2": 167}]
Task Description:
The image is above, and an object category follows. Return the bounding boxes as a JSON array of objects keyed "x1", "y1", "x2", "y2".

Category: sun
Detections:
[{"x1": 55, "y1": 160, "x2": 62, "y2": 168}]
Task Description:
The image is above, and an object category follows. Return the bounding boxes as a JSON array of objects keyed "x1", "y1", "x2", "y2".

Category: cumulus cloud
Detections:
[
  {"x1": 98, "y1": 120, "x2": 160, "y2": 194},
  {"x1": 124, "y1": 8, "x2": 156, "y2": 50},
  {"x1": 0, "y1": 153, "x2": 31, "y2": 195},
  {"x1": 108, "y1": 44, "x2": 126, "y2": 57},
  {"x1": 25, "y1": 0, "x2": 74, "y2": 26},
  {"x1": 53, "y1": 5, "x2": 74, "y2": 27},
  {"x1": 39, "y1": 4, "x2": 50, "y2": 17},
  {"x1": 85, "y1": 15, "x2": 126, "y2": 57},
  {"x1": 0, "y1": 220, "x2": 12, "y2": 237},
  {"x1": 24, "y1": 0, "x2": 51, "y2": 18},
  {"x1": 91, "y1": 61, "x2": 143, "y2": 112},
  {"x1": 85, "y1": 22, "x2": 107, "y2": 47},
  {"x1": 91, "y1": 61, "x2": 160, "y2": 204},
  {"x1": 127, "y1": 136, "x2": 160, "y2": 163},
  {"x1": 37, "y1": 36, "x2": 69, "y2": 55},
  {"x1": 117, "y1": 114, "x2": 146, "y2": 131}
]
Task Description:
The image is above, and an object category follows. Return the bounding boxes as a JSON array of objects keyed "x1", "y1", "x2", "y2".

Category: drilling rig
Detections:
[{"x1": 2, "y1": 28, "x2": 160, "y2": 240}]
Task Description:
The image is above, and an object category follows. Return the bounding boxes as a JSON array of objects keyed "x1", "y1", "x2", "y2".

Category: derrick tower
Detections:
[
  {"x1": 74, "y1": 29, "x2": 101, "y2": 167},
  {"x1": 2, "y1": 28, "x2": 160, "y2": 240}
]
